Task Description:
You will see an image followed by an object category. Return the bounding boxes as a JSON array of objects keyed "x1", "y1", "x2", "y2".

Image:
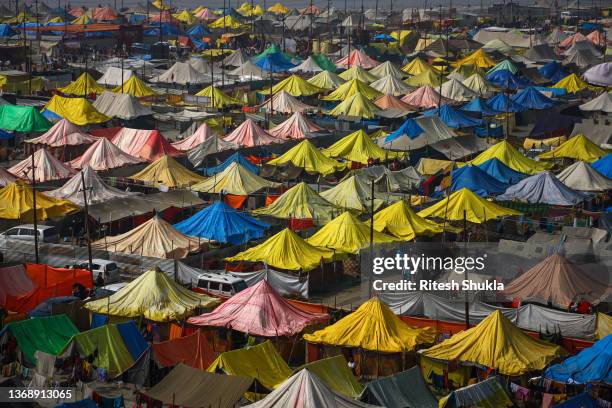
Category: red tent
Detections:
[
  {"x1": 188, "y1": 280, "x2": 328, "y2": 337},
  {"x1": 223, "y1": 119, "x2": 279, "y2": 147},
  {"x1": 92, "y1": 7, "x2": 118, "y2": 21},
  {"x1": 152, "y1": 331, "x2": 218, "y2": 370},
  {"x1": 111, "y1": 128, "x2": 181, "y2": 162},
  {"x1": 335, "y1": 49, "x2": 380, "y2": 69}
]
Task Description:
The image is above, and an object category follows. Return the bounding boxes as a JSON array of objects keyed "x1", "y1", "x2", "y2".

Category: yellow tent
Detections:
[
  {"x1": 72, "y1": 15, "x2": 92, "y2": 24},
  {"x1": 299, "y1": 356, "x2": 364, "y2": 398},
  {"x1": 307, "y1": 70, "x2": 345, "y2": 90},
  {"x1": 320, "y1": 175, "x2": 389, "y2": 213},
  {"x1": 306, "y1": 211, "x2": 398, "y2": 254},
  {"x1": 417, "y1": 188, "x2": 521, "y2": 223},
  {"x1": 191, "y1": 162, "x2": 280, "y2": 195},
  {"x1": 253, "y1": 182, "x2": 339, "y2": 224},
  {"x1": 596, "y1": 312, "x2": 612, "y2": 340},
  {"x1": 267, "y1": 139, "x2": 346, "y2": 176},
  {"x1": 207, "y1": 341, "x2": 291, "y2": 390},
  {"x1": 152, "y1": 0, "x2": 171, "y2": 10},
  {"x1": 322, "y1": 79, "x2": 381, "y2": 101},
  {"x1": 259, "y1": 74, "x2": 323, "y2": 97},
  {"x1": 461, "y1": 72, "x2": 497, "y2": 95},
  {"x1": 421, "y1": 310, "x2": 565, "y2": 376},
  {"x1": 338, "y1": 66, "x2": 380, "y2": 83},
  {"x1": 173, "y1": 9, "x2": 196, "y2": 24},
  {"x1": 552, "y1": 73, "x2": 589, "y2": 94},
  {"x1": 465, "y1": 140, "x2": 552, "y2": 174},
  {"x1": 453, "y1": 49, "x2": 496, "y2": 68},
  {"x1": 0, "y1": 181, "x2": 79, "y2": 221},
  {"x1": 85, "y1": 269, "x2": 219, "y2": 322},
  {"x1": 370, "y1": 200, "x2": 445, "y2": 241},
  {"x1": 304, "y1": 297, "x2": 436, "y2": 352},
  {"x1": 538, "y1": 134, "x2": 608, "y2": 162},
  {"x1": 268, "y1": 2, "x2": 290, "y2": 14},
  {"x1": 390, "y1": 30, "x2": 414, "y2": 47},
  {"x1": 58, "y1": 72, "x2": 106, "y2": 96},
  {"x1": 42, "y1": 95, "x2": 110, "y2": 125},
  {"x1": 401, "y1": 57, "x2": 433, "y2": 75},
  {"x1": 451, "y1": 63, "x2": 483, "y2": 78},
  {"x1": 404, "y1": 69, "x2": 444, "y2": 87},
  {"x1": 130, "y1": 155, "x2": 205, "y2": 188},
  {"x1": 192, "y1": 6, "x2": 205, "y2": 14},
  {"x1": 237, "y1": 2, "x2": 253, "y2": 13},
  {"x1": 226, "y1": 228, "x2": 336, "y2": 270},
  {"x1": 7, "y1": 12, "x2": 34, "y2": 23},
  {"x1": 416, "y1": 158, "x2": 455, "y2": 175},
  {"x1": 112, "y1": 75, "x2": 158, "y2": 97},
  {"x1": 47, "y1": 16, "x2": 64, "y2": 23},
  {"x1": 195, "y1": 85, "x2": 242, "y2": 107},
  {"x1": 209, "y1": 15, "x2": 244, "y2": 29},
  {"x1": 328, "y1": 92, "x2": 381, "y2": 119},
  {"x1": 322, "y1": 129, "x2": 404, "y2": 164}
]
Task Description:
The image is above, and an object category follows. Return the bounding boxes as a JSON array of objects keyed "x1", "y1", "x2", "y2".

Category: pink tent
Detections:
[
  {"x1": 149, "y1": 11, "x2": 177, "y2": 23},
  {"x1": 0, "y1": 167, "x2": 19, "y2": 187},
  {"x1": 374, "y1": 94, "x2": 415, "y2": 113},
  {"x1": 187, "y1": 280, "x2": 328, "y2": 337},
  {"x1": 92, "y1": 7, "x2": 118, "y2": 21},
  {"x1": 69, "y1": 137, "x2": 144, "y2": 171},
  {"x1": 171, "y1": 123, "x2": 218, "y2": 151},
  {"x1": 194, "y1": 8, "x2": 216, "y2": 20},
  {"x1": 259, "y1": 91, "x2": 317, "y2": 114},
  {"x1": 69, "y1": 7, "x2": 85, "y2": 17},
  {"x1": 335, "y1": 49, "x2": 380, "y2": 69},
  {"x1": 559, "y1": 32, "x2": 588, "y2": 48},
  {"x1": 401, "y1": 85, "x2": 451, "y2": 109},
  {"x1": 25, "y1": 119, "x2": 98, "y2": 147},
  {"x1": 0, "y1": 265, "x2": 35, "y2": 306},
  {"x1": 586, "y1": 30, "x2": 606, "y2": 47},
  {"x1": 268, "y1": 112, "x2": 324, "y2": 140},
  {"x1": 223, "y1": 119, "x2": 279, "y2": 147},
  {"x1": 111, "y1": 128, "x2": 181, "y2": 162},
  {"x1": 9, "y1": 148, "x2": 75, "y2": 182}
]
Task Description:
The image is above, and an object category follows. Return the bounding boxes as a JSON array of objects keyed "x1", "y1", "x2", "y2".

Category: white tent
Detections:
[
  {"x1": 150, "y1": 61, "x2": 209, "y2": 85},
  {"x1": 259, "y1": 91, "x2": 317, "y2": 114},
  {"x1": 222, "y1": 48, "x2": 249, "y2": 67},
  {"x1": 9, "y1": 148, "x2": 75, "y2": 182},
  {"x1": 289, "y1": 56, "x2": 323, "y2": 74},
  {"x1": 268, "y1": 112, "x2": 325, "y2": 139},
  {"x1": 68, "y1": 137, "x2": 144, "y2": 171},
  {"x1": 579, "y1": 92, "x2": 612, "y2": 113},
  {"x1": 441, "y1": 78, "x2": 478, "y2": 102},
  {"x1": 97, "y1": 66, "x2": 134, "y2": 87},
  {"x1": 92, "y1": 91, "x2": 153, "y2": 120},
  {"x1": 556, "y1": 161, "x2": 612, "y2": 192},
  {"x1": 378, "y1": 116, "x2": 456, "y2": 151},
  {"x1": 368, "y1": 61, "x2": 405, "y2": 79},
  {"x1": 583, "y1": 63, "x2": 612, "y2": 87},
  {"x1": 187, "y1": 135, "x2": 236, "y2": 167},
  {"x1": 369, "y1": 75, "x2": 412, "y2": 96},
  {"x1": 227, "y1": 60, "x2": 267, "y2": 81},
  {"x1": 172, "y1": 123, "x2": 219, "y2": 151},
  {"x1": 25, "y1": 119, "x2": 98, "y2": 147},
  {"x1": 47, "y1": 165, "x2": 139, "y2": 205}
]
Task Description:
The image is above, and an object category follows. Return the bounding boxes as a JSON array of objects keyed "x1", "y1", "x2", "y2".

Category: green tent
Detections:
[
  {"x1": 312, "y1": 53, "x2": 337, "y2": 72},
  {"x1": 0, "y1": 105, "x2": 52, "y2": 132},
  {"x1": 2, "y1": 315, "x2": 78, "y2": 364},
  {"x1": 487, "y1": 59, "x2": 519, "y2": 76}
]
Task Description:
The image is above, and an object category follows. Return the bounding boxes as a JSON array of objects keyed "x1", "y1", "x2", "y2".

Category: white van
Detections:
[
  {"x1": 77, "y1": 259, "x2": 121, "y2": 284},
  {"x1": 0, "y1": 224, "x2": 60, "y2": 243},
  {"x1": 196, "y1": 272, "x2": 248, "y2": 297}
]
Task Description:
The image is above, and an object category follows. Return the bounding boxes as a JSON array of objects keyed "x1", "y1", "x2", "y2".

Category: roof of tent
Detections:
[
  {"x1": 188, "y1": 280, "x2": 327, "y2": 336},
  {"x1": 539, "y1": 134, "x2": 608, "y2": 162},
  {"x1": 268, "y1": 111, "x2": 325, "y2": 139},
  {"x1": 304, "y1": 297, "x2": 436, "y2": 352},
  {"x1": 579, "y1": 92, "x2": 612, "y2": 113},
  {"x1": 171, "y1": 123, "x2": 218, "y2": 151},
  {"x1": 57, "y1": 72, "x2": 106, "y2": 96},
  {"x1": 440, "y1": 78, "x2": 478, "y2": 102},
  {"x1": 553, "y1": 73, "x2": 589, "y2": 93},
  {"x1": 423, "y1": 104, "x2": 484, "y2": 129},
  {"x1": 592, "y1": 154, "x2": 612, "y2": 178},
  {"x1": 402, "y1": 57, "x2": 433, "y2": 75},
  {"x1": 335, "y1": 49, "x2": 380, "y2": 69},
  {"x1": 150, "y1": 61, "x2": 209, "y2": 85},
  {"x1": 223, "y1": 48, "x2": 249, "y2": 67},
  {"x1": 307, "y1": 70, "x2": 345, "y2": 90},
  {"x1": 369, "y1": 60, "x2": 405, "y2": 79},
  {"x1": 0, "y1": 105, "x2": 51, "y2": 132},
  {"x1": 267, "y1": 139, "x2": 345, "y2": 176},
  {"x1": 85, "y1": 269, "x2": 219, "y2": 321},
  {"x1": 259, "y1": 91, "x2": 317, "y2": 115},
  {"x1": 401, "y1": 85, "x2": 451, "y2": 109},
  {"x1": 226, "y1": 228, "x2": 336, "y2": 270},
  {"x1": 96, "y1": 67, "x2": 133, "y2": 87},
  {"x1": 466, "y1": 140, "x2": 552, "y2": 174},
  {"x1": 418, "y1": 188, "x2": 521, "y2": 223},
  {"x1": 111, "y1": 128, "x2": 181, "y2": 162},
  {"x1": 486, "y1": 69, "x2": 532, "y2": 90},
  {"x1": 42, "y1": 95, "x2": 110, "y2": 125},
  {"x1": 583, "y1": 63, "x2": 612, "y2": 87},
  {"x1": 453, "y1": 49, "x2": 496, "y2": 68},
  {"x1": 404, "y1": 69, "x2": 444, "y2": 88},
  {"x1": 288, "y1": 56, "x2": 323, "y2": 74},
  {"x1": 261, "y1": 74, "x2": 324, "y2": 97},
  {"x1": 195, "y1": 85, "x2": 243, "y2": 108},
  {"x1": 69, "y1": 137, "x2": 143, "y2": 170},
  {"x1": 487, "y1": 59, "x2": 518, "y2": 75},
  {"x1": 539, "y1": 61, "x2": 567, "y2": 82},
  {"x1": 0, "y1": 167, "x2": 18, "y2": 187},
  {"x1": 186, "y1": 135, "x2": 236, "y2": 168},
  {"x1": 306, "y1": 211, "x2": 398, "y2": 253},
  {"x1": 203, "y1": 151, "x2": 260, "y2": 176},
  {"x1": 223, "y1": 119, "x2": 279, "y2": 147},
  {"x1": 112, "y1": 75, "x2": 158, "y2": 97},
  {"x1": 130, "y1": 155, "x2": 204, "y2": 188},
  {"x1": 0, "y1": 182, "x2": 79, "y2": 221},
  {"x1": 322, "y1": 78, "x2": 381, "y2": 101},
  {"x1": 381, "y1": 115, "x2": 456, "y2": 151},
  {"x1": 462, "y1": 72, "x2": 497, "y2": 96},
  {"x1": 544, "y1": 335, "x2": 612, "y2": 385},
  {"x1": 143, "y1": 363, "x2": 252, "y2": 408},
  {"x1": 152, "y1": 331, "x2": 217, "y2": 370},
  {"x1": 328, "y1": 92, "x2": 381, "y2": 119},
  {"x1": 511, "y1": 87, "x2": 554, "y2": 110},
  {"x1": 361, "y1": 366, "x2": 437, "y2": 408},
  {"x1": 461, "y1": 97, "x2": 501, "y2": 115},
  {"x1": 421, "y1": 310, "x2": 565, "y2": 376},
  {"x1": 439, "y1": 377, "x2": 513, "y2": 408},
  {"x1": 450, "y1": 165, "x2": 509, "y2": 196},
  {"x1": 556, "y1": 161, "x2": 612, "y2": 192},
  {"x1": 370, "y1": 75, "x2": 412, "y2": 96},
  {"x1": 497, "y1": 172, "x2": 588, "y2": 205},
  {"x1": 370, "y1": 200, "x2": 443, "y2": 241},
  {"x1": 487, "y1": 92, "x2": 526, "y2": 112},
  {"x1": 192, "y1": 162, "x2": 280, "y2": 195},
  {"x1": 525, "y1": 43, "x2": 557, "y2": 62},
  {"x1": 47, "y1": 166, "x2": 139, "y2": 206},
  {"x1": 227, "y1": 60, "x2": 267, "y2": 80},
  {"x1": 338, "y1": 66, "x2": 380, "y2": 83},
  {"x1": 174, "y1": 201, "x2": 269, "y2": 245},
  {"x1": 319, "y1": 175, "x2": 389, "y2": 213},
  {"x1": 478, "y1": 158, "x2": 528, "y2": 185},
  {"x1": 9, "y1": 148, "x2": 75, "y2": 182},
  {"x1": 254, "y1": 53, "x2": 296, "y2": 72},
  {"x1": 322, "y1": 129, "x2": 404, "y2": 164},
  {"x1": 299, "y1": 356, "x2": 364, "y2": 398},
  {"x1": 25, "y1": 119, "x2": 97, "y2": 147},
  {"x1": 92, "y1": 92, "x2": 153, "y2": 120},
  {"x1": 207, "y1": 340, "x2": 292, "y2": 390}
]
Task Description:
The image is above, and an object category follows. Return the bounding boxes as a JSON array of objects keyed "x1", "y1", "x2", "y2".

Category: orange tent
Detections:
[{"x1": 152, "y1": 330, "x2": 219, "y2": 370}]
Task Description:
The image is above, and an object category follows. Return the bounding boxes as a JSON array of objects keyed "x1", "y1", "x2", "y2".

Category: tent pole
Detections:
[{"x1": 463, "y1": 209, "x2": 469, "y2": 330}]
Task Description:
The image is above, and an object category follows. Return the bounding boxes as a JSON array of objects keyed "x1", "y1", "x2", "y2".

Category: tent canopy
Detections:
[
  {"x1": 195, "y1": 85, "x2": 242, "y2": 108},
  {"x1": 466, "y1": 140, "x2": 552, "y2": 174},
  {"x1": 25, "y1": 119, "x2": 97, "y2": 147},
  {"x1": 191, "y1": 161, "x2": 280, "y2": 195},
  {"x1": 557, "y1": 161, "x2": 612, "y2": 192},
  {"x1": 130, "y1": 155, "x2": 205, "y2": 188},
  {"x1": 322, "y1": 78, "x2": 381, "y2": 101},
  {"x1": 539, "y1": 134, "x2": 608, "y2": 163},
  {"x1": 322, "y1": 129, "x2": 404, "y2": 164},
  {"x1": 370, "y1": 200, "x2": 444, "y2": 241},
  {"x1": 544, "y1": 335, "x2": 612, "y2": 385},
  {"x1": 328, "y1": 92, "x2": 381, "y2": 119},
  {"x1": 58, "y1": 72, "x2": 106, "y2": 96},
  {"x1": 423, "y1": 104, "x2": 484, "y2": 129},
  {"x1": 260, "y1": 74, "x2": 323, "y2": 96},
  {"x1": 268, "y1": 112, "x2": 325, "y2": 140},
  {"x1": 307, "y1": 70, "x2": 345, "y2": 90},
  {"x1": 478, "y1": 158, "x2": 528, "y2": 184},
  {"x1": 112, "y1": 75, "x2": 158, "y2": 97},
  {"x1": 223, "y1": 119, "x2": 279, "y2": 147},
  {"x1": 319, "y1": 175, "x2": 389, "y2": 213},
  {"x1": 0, "y1": 182, "x2": 79, "y2": 221},
  {"x1": 267, "y1": 139, "x2": 344, "y2": 176},
  {"x1": 339, "y1": 66, "x2": 380, "y2": 83},
  {"x1": 0, "y1": 105, "x2": 52, "y2": 132},
  {"x1": 69, "y1": 137, "x2": 143, "y2": 170},
  {"x1": 42, "y1": 95, "x2": 110, "y2": 125},
  {"x1": 451, "y1": 165, "x2": 509, "y2": 196},
  {"x1": 111, "y1": 128, "x2": 181, "y2": 162},
  {"x1": 202, "y1": 151, "x2": 259, "y2": 176},
  {"x1": 9, "y1": 148, "x2": 75, "y2": 182},
  {"x1": 92, "y1": 92, "x2": 153, "y2": 120},
  {"x1": 361, "y1": 366, "x2": 438, "y2": 408},
  {"x1": 497, "y1": 172, "x2": 588, "y2": 206},
  {"x1": 592, "y1": 154, "x2": 612, "y2": 178},
  {"x1": 85, "y1": 269, "x2": 219, "y2": 321},
  {"x1": 299, "y1": 356, "x2": 364, "y2": 398}
]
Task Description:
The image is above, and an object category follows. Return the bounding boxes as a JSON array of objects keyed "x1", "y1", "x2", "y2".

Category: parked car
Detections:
[
  {"x1": 196, "y1": 272, "x2": 248, "y2": 297},
  {"x1": 0, "y1": 224, "x2": 60, "y2": 243},
  {"x1": 77, "y1": 259, "x2": 121, "y2": 284}
]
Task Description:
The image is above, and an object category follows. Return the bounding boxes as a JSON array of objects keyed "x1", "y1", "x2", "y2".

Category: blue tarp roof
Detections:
[
  {"x1": 544, "y1": 334, "x2": 612, "y2": 384},
  {"x1": 551, "y1": 393, "x2": 596, "y2": 408},
  {"x1": 486, "y1": 69, "x2": 532, "y2": 89},
  {"x1": 539, "y1": 61, "x2": 566, "y2": 80},
  {"x1": 0, "y1": 129, "x2": 14, "y2": 139},
  {"x1": 0, "y1": 23, "x2": 17, "y2": 37},
  {"x1": 202, "y1": 152, "x2": 260, "y2": 176},
  {"x1": 487, "y1": 93, "x2": 526, "y2": 113},
  {"x1": 529, "y1": 112, "x2": 576, "y2": 138},
  {"x1": 187, "y1": 24, "x2": 210, "y2": 36},
  {"x1": 144, "y1": 23, "x2": 181, "y2": 36},
  {"x1": 478, "y1": 158, "x2": 528, "y2": 185},
  {"x1": 461, "y1": 97, "x2": 501, "y2": 116},
  {"x1": 511, "y1": 87, "x2": 555, "y2": 110},
  {"x1": 116, "y1": 321, "x2": 149, "y2": 361},
  {"x1": 497, "y1": 171, "x2": 588, "y2": 205},
  {"x1": 254, "y1": 52, "x2": 296, "y2": 72},
  {"x1": 451, "y1": 165, "x2": 509, "y2": 196},
  {"x1": 423, "y1": 104, "x2": 484, "y2": 128},
  {"x1": 373, "y1": 33, "x2": 397, "y2": 41},
  {"x1": 592, "y1": 154, "x2": 612, "y2": 178},
  {"x1": 385, "y1": 118, "x2": 424, "y2": 143},
  {"x1": 174, "y1": 201, "x2": 270, "y2": 245},
  {"x1": 28, "y1": 296, "x2": 79, "y2": 317}
]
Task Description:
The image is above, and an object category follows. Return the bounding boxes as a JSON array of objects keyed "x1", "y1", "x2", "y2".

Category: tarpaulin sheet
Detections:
[
  {"x1": 267, "y1": 139, "x2": 345, "y2": 176},
  {"x1": 0, "y1": 105, "x2": 51, "y2": 132},
  {"x1": 497, "y1": 172, "x2": 588, "y2": 206},
  {"x1": 0, "y1": 264, "x2": 35, "y2": 305},
  {"x1": 544, "y1": 335, "x2": 612, "y2": 384},
  {"x1": 192, "y1": 162, "x2": 281, "y2": 195},
  {"x1": 539, "y1": 134, "x2": 608, "y2": 163},
  {"x1": 597, "y1": 313, "x2": 612, "y2": 340},
  {"x1": 478, "y1": 158, "x2": 527, "y2": 185},
  {"x1": 42, "y1": 95, "x2": 110, "y2": 125},
  {"x1": 203, "y1": 152, "x2": 260, "y2": 176},
  {"x1": 116, "y1": 321, "x2": 148, "y2": 360},
  {"x1": 130, "y1": 155, "x2": 204, "y2": 188},
  {"x1": 451, "y1": 164, "x2": 509, "y2": 196},
  {"x1": 153, "y1": 330, "x2": 217, "y2": 370},
  {"x1": 430, "y1": 134, "x2": 490, "y2": 160},
  {"x1": 9, "y1": 147, "x2": 75, "y2": 183},
  {"x1": 322, "y1": 129, "x2": 403, "y2": 164},
  {"x1": 111, "y1": 128, "x2": 180, "y2": 162},
  {"x1": 383, "y1": 116, "x2": 456, "y2": 150},
  {"x1": 361, "y1": 366, "x2": 438, "y2": 408},
  {"x1": 299, "y1": 356, "x2": 364, "y2": 398},
  {"x1": 465, "y1": 140, "x2": 552, "y2": 175},
  {"x1": 0, "y1": 314, "x2": 78, "y2": 364},
  {"x1": 439, "y1": 377, "x2": 513, "y2": 408}
]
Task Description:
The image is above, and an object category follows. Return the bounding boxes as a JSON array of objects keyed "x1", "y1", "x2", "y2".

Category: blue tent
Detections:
[
  {"x1": 461, "y1": 97, "x2": 501, "y2": 116},
  {"x1": 423, "y1": 104, "x2": 484, "y2": 128},
  {"x1": 0, "y1": 23, "x2": 16, "y2": 37},
  {"x1": 373, "y1": 33, "x2": 397, "y2": 42},
  {"x1": 0, "y1": 129, "x2": 13, "y2": 139},
  {"x1": 187, "y1": 24, "x2": 210, "y2": 36},
  {"x1": 487, "y1": 93, "x2": 526, "y2": 113},
  {"x1": 451, "y1": 165, "x2": 509, "y2": 196},
  {"x1": 534, "y1": 86, "x2": 566, "y2": 97},
  {"x1": 202, "y1": 152, "x2": 260, "y2": 176},
  {"x1": 529, "y1": 112, "x2": 576, "y2": 138},
  {"x1": 538, "y1": 61, "x2": 567, "y2": 82},
  {"x1": 174, "y1": 201, "x2": 270, "y2": 245},
  {"x1": 254, "y1": 53, "x2": 296, "y2": 72},
  {"x1": 544, "y1": 335, "x2": 612, "y2": 384},
  {"x1": 550, "y1": 393, "x2": 596, "y2": 408},
  {"x1": 511, "y1": 87, "x2": 555, "y2": 110},
  {"x1": 144, "y1": 23, "x2": 181, "y2": 37},
  {"x1": 385, "y1": 118, "x2": 424, "y2": 143},
  {"x1": 116, "y1": 321, "x2": 149, "y2": 360},
  {"x1": 497, "y1": 172, "x2": 588, "y2": 205},
  {"x1": 486, "y1": 69, "x2": 532, "y2": 89},
  {"x1": 592, "y1": 154, "x2": 612, "y2": 178},
  {"x1": 478, "y1": 158, "x2": 528, "y2": 185}
]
